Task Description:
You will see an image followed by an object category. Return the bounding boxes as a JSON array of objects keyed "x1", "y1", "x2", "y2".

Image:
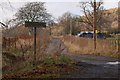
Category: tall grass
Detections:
[
  {"x1": 2, "y1": 29, "x2": 51, "y2": 75},
  {"x1": 62, "y1": 35, "x2": 118, "y2": 58},
  {"x1": 3, "y1": 29, "x2": 51, "y2": 56}
]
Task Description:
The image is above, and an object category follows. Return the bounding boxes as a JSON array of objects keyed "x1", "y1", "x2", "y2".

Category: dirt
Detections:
[
  {"x1": 2, "y1": 62, "x2": 81, "y2": 78},
  {"x1": 45, "y1": 38, "x2": 68, "y2": 54}
]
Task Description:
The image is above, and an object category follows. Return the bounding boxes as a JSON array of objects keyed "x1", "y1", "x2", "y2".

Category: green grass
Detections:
[
  {"x1": 42, "y1": 56, "x2": 55, "y2": 63},
  {"x1": 12, "y1": 50, "x2": 23, "y2": 55},
  {"x1": 79, "y1": 56, "x2": 109, "y2": 61},
  {"x1": 40, "y1": 54, "x2": 72, "y2": 64},
  {"x1": 3, "y1": 55, "x2": 12, "y2": 63},
  {"x1": 58, "y1": 55, "x2": 72, "y2": 64}
]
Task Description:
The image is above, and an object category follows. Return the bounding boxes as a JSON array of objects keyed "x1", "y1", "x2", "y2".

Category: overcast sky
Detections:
[{"x1": 0, "y1": 0, "x2": 119, "y2": 22}]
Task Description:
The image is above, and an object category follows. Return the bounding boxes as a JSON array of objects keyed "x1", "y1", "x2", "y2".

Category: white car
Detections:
[{"x1": 77, "y1": 31, "x2": 94, "y2": 37}]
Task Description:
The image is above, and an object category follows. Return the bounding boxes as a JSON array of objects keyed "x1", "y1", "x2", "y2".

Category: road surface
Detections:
[{"x1": 45, "y1": 38, "x2": 120, "y2": 78}]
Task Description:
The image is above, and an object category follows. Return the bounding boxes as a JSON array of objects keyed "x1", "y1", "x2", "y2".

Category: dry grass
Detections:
[
  {"x1": 2, "y1": 52, "x2": 80, "y2": 78},
  {"x1": 62, "y1": 35, "x2": 118, "y2": 58},
  {"x1": 3, "y1": 28, "x2": 51, "y2": 55},
  {"x1": 2, "y1": 29, "x2": 51, "y2": 75}
]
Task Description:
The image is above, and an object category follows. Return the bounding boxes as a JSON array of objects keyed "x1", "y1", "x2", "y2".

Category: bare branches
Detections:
[
  {"x1": 15, "y1": 2, "x2": 52, "y2": 23},
  {"x1": 79, "y1": 0, "x2": 104, "y2": 31}
]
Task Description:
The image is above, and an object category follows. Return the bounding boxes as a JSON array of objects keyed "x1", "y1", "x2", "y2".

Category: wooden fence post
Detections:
[
  {"x1": 15, "y1": 38, "x2": 16, "y2": 49},
  {"x1": 8, "y1": 38, "x2": 10, "y2": 51},
  {"x1": 4, "y1": 37, "x2": 6, "y2": 49},
  {"x1": 117, "y1": 39, "x2": 119, "y2": 53}
]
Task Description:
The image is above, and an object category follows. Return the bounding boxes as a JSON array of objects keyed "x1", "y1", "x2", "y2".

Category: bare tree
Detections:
[
  {"x1": 58, "y1": 12, "x2": 72, "y2": 34},
  {"x1": 58, "y1": 12, "x2": 81, "y2": 35},
  {"x1": 79, "y1": 0, "x2": 105, "y2": 31},
  {"x1": 5, "y1": 2, "x2": 53, "y2": 28},
  {"x1": 15, "y1": 2, "x2": 52, "y2": 22},
  {"x1": 58, "y1": 12, "x2": 79, "y2": 35}
]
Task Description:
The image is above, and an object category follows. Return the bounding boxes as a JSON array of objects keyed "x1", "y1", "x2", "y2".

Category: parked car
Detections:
[
  {"x1": 77, "y1": 31, "x2": 106, "y2": 39},
  {"x1": 97, "y1": 33, "x2": 106, "y2": 39}
]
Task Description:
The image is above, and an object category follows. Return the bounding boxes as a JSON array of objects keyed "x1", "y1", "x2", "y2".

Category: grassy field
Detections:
[{"x1": 62, "y1": 35, "x2": 119, "y2": 58}]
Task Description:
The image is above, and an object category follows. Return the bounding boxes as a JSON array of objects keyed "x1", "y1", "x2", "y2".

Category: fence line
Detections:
[
  {"x1": 2, "y1": 34, "x2": 40, "y2": 51},
  {"x1": 107, "y1": 39, "x2": 120, "y2": 52}
]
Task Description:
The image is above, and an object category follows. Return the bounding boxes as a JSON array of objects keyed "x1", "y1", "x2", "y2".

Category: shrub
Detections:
[{"x1": 58, "y1": 55, "x2": 72, "y2": 64}]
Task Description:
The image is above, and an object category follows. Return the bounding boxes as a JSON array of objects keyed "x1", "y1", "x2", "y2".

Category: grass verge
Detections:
[
  {"x1": 78, "y1": 56, "x2": 110, "y2": 61},
  {"x1": 62, "y1": 35, "x2": 119, "y2": 58},
  {"x1": 2, "y1": 53, "x2": 81, "y2": 78}
]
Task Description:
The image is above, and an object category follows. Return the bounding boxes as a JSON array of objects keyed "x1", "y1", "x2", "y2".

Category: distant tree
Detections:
[
  {"x1": 5, "y1": 18, "x2": 21, "y2": 28},
  {"x1": 6, "y1": 2, "x2": 53, "y2": 28},
  {"x1": 4, "y1": 2, "x2": 54, "y2": 36},
  {"x1": 58, "y1": 12, "x2": 80, "y2": 35},
  {"x1": 79, "y1": 0, "x2": 107, "y2": 31},
  {"x1": 58, "y1": 12, "x2": 72, "y2": 34},
  {"x1": 15, "y1": 2, "x2": 52, "y2": 22}
]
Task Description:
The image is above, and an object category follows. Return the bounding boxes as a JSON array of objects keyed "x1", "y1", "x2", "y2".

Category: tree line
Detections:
[{"x1": 2, "y1": 0, "x2": 119, "y2": 35}]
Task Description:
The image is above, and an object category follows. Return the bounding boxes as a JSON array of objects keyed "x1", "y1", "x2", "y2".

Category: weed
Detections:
[
  {"x1": 42, "y1": 56, "x2": 54, "y2": 63},
  {"x1": 58, "y1": 55, "x2": 72, "y2": 64}
]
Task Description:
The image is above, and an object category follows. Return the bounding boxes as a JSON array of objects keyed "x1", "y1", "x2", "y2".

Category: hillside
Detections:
[
  {"x1": 80, "y1": 8, "x2": 118, "y2": 30},
  {"x1": 103, "y1": 8, "x2": 118, "y2": 29}
]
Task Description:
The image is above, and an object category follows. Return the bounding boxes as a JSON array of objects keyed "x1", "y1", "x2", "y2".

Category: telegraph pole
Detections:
[
  {"x1": 70, "y1": 18, "x2": 72, "y2": 36},
  {"x1": 70, "y1": 18, "x2": 72, "y2": 43},
  {"x1": 93, "y1": 0, "x2": 97, "y2": 50}
]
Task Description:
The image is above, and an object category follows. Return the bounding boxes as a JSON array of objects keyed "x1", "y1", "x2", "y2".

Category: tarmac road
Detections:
[{"x1": 45, "y1": 38, "x2": 120, "y2": 78}]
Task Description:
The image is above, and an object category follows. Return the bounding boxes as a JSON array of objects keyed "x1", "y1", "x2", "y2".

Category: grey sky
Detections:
[{"x1": 0, "y1": 0, "x2": 119, "y2": 22}]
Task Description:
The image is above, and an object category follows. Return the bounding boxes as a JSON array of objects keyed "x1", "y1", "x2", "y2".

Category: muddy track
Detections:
[
  {"x1": 45, "y1": 38, "x2": 120, "y2": 78},
  {"x1": 45, "y1": 38, "x2": 68, "y2": 54}
]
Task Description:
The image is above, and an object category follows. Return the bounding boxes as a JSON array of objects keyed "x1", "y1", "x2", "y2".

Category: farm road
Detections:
[{"x1": 45, "y1": 38, "x2": 120, "y2": 78}]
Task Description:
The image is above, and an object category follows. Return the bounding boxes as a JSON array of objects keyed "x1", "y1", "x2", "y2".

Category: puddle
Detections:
[{"x1": 106, "y1": 61, "x2": 120, "y2": 65}]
